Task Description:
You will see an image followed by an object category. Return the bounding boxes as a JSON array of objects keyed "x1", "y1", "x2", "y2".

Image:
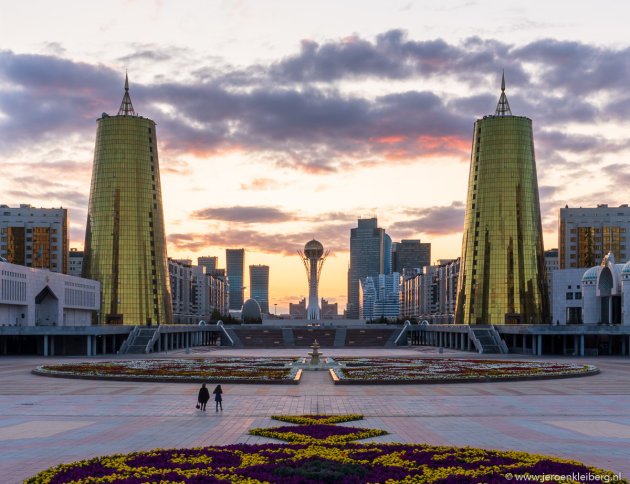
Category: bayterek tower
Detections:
[{"x1": 298, "y1": 240, "x2": 329, "y2": 320}]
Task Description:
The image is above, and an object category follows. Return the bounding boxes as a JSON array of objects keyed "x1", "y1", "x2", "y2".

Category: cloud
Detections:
[
  {"x1": 389, "y1": 201, "x2": 466, "y2": 237},
  {"x1": 191, "y1": 206, "x2": 295, "y2": 224},
  {"x1": 240, "y1": 178, "x2": 280, "y2": 190}
]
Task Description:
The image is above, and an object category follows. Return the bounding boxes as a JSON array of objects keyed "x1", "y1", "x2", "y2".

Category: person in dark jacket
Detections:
[
  {"x1": 213, "y1": 384, "x2": 223, "y2": 412},
  {"x1": 197, "y1": 383, "x2": 210, "y2": 411}
]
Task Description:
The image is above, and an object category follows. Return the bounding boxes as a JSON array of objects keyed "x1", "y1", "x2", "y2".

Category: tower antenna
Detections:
[
  {"x1": 495, "y1": 70, "x2": 512, "y2": 116},
  {"x1": 118, "y1": 71, "x2": 136, "y2": 116}
]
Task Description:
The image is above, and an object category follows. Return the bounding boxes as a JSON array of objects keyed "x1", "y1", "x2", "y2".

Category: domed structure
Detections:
[
  {"x1": 304, "y1": 239, "x2": 324, "y2": 259},
  {"x1": 241, "y1": 299, "x2": 262, "y2": 320},
  {"x1": 582, "y1": 266, "x2": 599, "y2": 282}
]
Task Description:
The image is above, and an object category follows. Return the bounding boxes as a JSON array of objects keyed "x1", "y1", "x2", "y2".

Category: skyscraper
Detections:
[
  {"x1": 198, "y1": 256, "x2": 218, "y2": 273},
  {"x1": 249, "y1": 264, "x2": 269, "y2": 314},
  {"x1": 226, "y1": 248, "x2": 245, "y2": 310},
  {"x1": 455, "y1": 74, "x2": 548, "y2": 325},
  {"x1": 392, "y1": 239, "x2": 431, "y2": 273},
  {"x1": 0, "y1": 204, "x2": 69, "y2": 273},
  {"x1": 347, "y1": 218, "x2": 389, "y2": 319},
  {"x1": 83, "y1": 75, "x2": 172, "y2": 325}
]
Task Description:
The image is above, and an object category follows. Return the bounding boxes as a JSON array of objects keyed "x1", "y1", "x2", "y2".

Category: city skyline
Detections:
[{"x1": 3, "y1": 1, "x2": 630, "y2": 312}]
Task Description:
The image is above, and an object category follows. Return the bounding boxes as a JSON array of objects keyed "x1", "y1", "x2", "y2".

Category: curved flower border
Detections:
[
  {"x1": 25, "y1": 443, "x2": 626, "y2": 484},
  {"x1": 271, "y1": 414, "x2": 364, "y2": 425},
  {"x1": 32, "y1": 357, "x2": 301, "y2": 384},
  {"x1": 330, "y1": 358, "x2": 599, "y2": 384},
  {"x1": 249, "y1": 424, "x2": 388, "y2": 443}
]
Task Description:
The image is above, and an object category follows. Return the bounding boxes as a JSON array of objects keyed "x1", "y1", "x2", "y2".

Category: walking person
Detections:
[
  {"x1": 197, "y1": 383, "x2": 210, "y2": 411},
  {"x1": 213, "y1": 384, "x2": 223, "y2": 412}
]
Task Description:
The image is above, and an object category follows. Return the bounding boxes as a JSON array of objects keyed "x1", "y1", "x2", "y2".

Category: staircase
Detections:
[
  {"x1": 469, "y1": 326, "x2": 507, "y2": 354},
  {"x1": 333, "y1": 328, "x2": 346, "y2": 347},
  {"x1": 125, "y1": 328, "x2": 158, "y2": 354},
  {"x1": 345, "y1": 328, "x2": 396, "y2": 347}
]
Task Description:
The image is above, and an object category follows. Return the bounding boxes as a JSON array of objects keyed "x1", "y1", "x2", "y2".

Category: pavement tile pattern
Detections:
[{"x1": 1, "y1": 346, "x2": 629, "y2": 483}]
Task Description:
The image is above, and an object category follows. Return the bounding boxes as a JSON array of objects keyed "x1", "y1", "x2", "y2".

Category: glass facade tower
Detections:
[
  {"x1": 83, "y1": 75, "x2": 173, "y2": 325},
  {"x1": 249, "y1": 264, "x2": 269, "y2": 314},
  {"x1": 455, "y1": 76, "x2": 548, "y2": 325},
  {"x1": 226, "y1": 248, "x2": 245, "y2": 310}
]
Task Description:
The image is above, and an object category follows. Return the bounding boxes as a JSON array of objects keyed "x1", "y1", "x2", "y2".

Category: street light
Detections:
[{"x1": 274, "y1": 303, "x2": 277, "y2": 316}]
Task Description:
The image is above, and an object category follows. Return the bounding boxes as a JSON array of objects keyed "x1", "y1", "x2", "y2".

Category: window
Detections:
[
  {"x1": 566, "y1": 292, "x2": 573, "y2": 300},
  {"x1": 570, "y1": 229, "x2": 576, "y2": 234},
  {"x1": 575, "y1": 292, "x2": 582, "y2": 300}
]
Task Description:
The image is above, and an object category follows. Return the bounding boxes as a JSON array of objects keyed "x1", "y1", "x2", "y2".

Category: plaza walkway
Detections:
[{"x1": 1, "y1": 346, "x2": 629, "y2": 483}]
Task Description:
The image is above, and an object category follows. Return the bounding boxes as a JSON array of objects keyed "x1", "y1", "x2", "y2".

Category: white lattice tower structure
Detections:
[{"x1": 298, "y1": 239, "x2": 329, "y2": 320}]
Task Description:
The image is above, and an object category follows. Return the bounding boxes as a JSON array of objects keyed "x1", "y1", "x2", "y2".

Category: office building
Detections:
[
  {"x1": 347, "y1": 218, "x2": 390, "y2": 319},
  {"x1": 68, "y1": 249, "x2": 84, "y2": 277},
  {"x1": 545, "y1": 248, "x2": 559, "y2": 304},
  {"x1": 559, "y1": 204, "x2": 630, "y2": 269},
  {"x1": 82, "y1": 75, "x2": 172, "y2": 325},
  {"x1": 249, "y1": 265, "x2": 269, "y2": 314},
  {"x1": 226, "y1": 249, "x2": 245, "y2": 311},
  {"x1": 289, "y1": 298, "x2": 306, "y2": 319},
  {"x1": 0, "y1": 259, "x2": 99, "y2": 326},
  {"x1": 392, "y1": 239, "x2": 431, "y2": 274},
  {"x1": 321, "y1": 298, "x2": 338, "y2": 318},
  {"x1": 0, "y1": 204, "x2": 69, "y2": 274},
  {"x1": 455, "y1": 74, "x2": 548, "y2": 325}
]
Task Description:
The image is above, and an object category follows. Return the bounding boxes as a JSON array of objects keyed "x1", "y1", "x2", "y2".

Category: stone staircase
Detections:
[
  {"x1": 469, "y1": 326, "x2": 507, "y2": 354},
  {"x1": 123, "y1": 328, "x2": 158, "y2": 354}
]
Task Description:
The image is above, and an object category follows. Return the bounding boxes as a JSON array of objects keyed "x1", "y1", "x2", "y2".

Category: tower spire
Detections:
[
  {"x1": 118, "y1": 72, "x2": 136, "y2": 116},
  {"x1": 495, "y1": 70, "x2": 512, "y2": 116}
]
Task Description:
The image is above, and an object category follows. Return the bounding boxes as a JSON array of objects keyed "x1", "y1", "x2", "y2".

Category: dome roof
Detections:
[
  {"x1": 582, "y1": 266, "x2": 599, "y2": 281},
  {"x1": 304, "y1": 239, "x2": 324, "y2": 259},
  {"x1": 623, "y1": 260, "x2": 630, "y2": 274},
  {"x1": 241, "y1": 299, "x2": 262, "y2": 319}
]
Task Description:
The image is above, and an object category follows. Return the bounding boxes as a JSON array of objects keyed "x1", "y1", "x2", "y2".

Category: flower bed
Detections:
[
  {"x1": 249, "y1": 423, "x2": 388, "y2": 443},
  {"x1": 33, "y1": 358, "x2": 300, "y2": 384},
  {"x1": 25, "y1": 443, "x2": 626, "y2": 483},
  {"x1": 330, "y1": 358, "x2": 599, "y2": 384},
  {"x1": 272, "y1": 414, "x2": 364, "y2": 425}
]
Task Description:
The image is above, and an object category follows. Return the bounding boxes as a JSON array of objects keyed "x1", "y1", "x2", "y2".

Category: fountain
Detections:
[{"x1": 309, "y1": 340, "x2": 322, "y2": 365}]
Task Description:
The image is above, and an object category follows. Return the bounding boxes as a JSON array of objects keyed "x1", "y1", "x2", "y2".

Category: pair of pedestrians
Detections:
[{"x1": 197, "y1": 383, "x2": 223, "y2": 412}]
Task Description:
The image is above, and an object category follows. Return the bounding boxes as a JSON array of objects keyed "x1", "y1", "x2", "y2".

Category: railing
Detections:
[
  {"x1": 119, "y1": 326, "x2": 139, "y2": 354},
  {"x1": 216, "y1": 320, "x2": 234, "y2": 346},
  {"x1": 393, "y1": 320, "x2": 411, "y2": 345},
  {"x1": 491, "y1": 326, "x2": 509, "y2": 354},
  {"x1": 467, "y1": 326, "x2": 483, "y2": 353},
  {"x1": 145, "y1": 326, "x2": 161, "y2": 354}
]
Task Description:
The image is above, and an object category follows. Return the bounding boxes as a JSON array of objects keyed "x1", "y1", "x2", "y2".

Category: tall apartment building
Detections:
[
  {"x1": 226, "y1": 249, "x2": 245, "y2": 311},
  {"x1": 359, "y1": 272, "x2": 401, "y2": 320},
  {"x1": 559, "y1": 204, "x2": 630, "y2": 269},
  {"x1": 0, "y1": 204, "x2": 69, "y2": 273},
  {"x1": 168, "y1": 258, "x2": 228, "y2": 323},
  {"x1": 392, "y1": 239, "x2": 431, "y2": 273},
  {"x1": 401, "y1": 258, "x2": 460, "y2": 323},
  {"x1": 347, "y1": 218, "x2": 390, "y2": 319},
  {"x1": 249, "y1": 265, "x2": 269, "y2": 314}
]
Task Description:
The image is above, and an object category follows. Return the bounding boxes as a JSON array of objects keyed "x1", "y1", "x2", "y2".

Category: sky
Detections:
[{"x1": 3, "y1": 1, "x2": 630, "y2": 314}]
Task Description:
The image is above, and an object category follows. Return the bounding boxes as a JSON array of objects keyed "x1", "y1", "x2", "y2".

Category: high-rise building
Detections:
[
  {"x1": 544, "y1": 248, "x2": 558, "y2": 304},
  {"x1": 321, "y1": 298, "x2": 338, "y2": 318},
  {"x1": 559, "y1": 204, "x2": 630, "y2": 269},
  {"x1": 289, "y1": 298, "x2": 306, "y2": 319},
  {"x1": 226, "y1": 248, "x2": 245, "y2": 310},
  {"x1": 455, "y1": 74, "x2": 548, "y2": 325},
  {"x1": 392, "y1": 239, "x2": 431, "y2": 273},
  {"x1": 0, "y1": 204, "x2": 69, "y2": 273},
  {"x1": 359, "y1": 272, "x2": 401, "y2": 320},
  {"x1": 249, "y1": 264, "x2": 269, "y2": 314},
  {"x1": 198, "y1": 256, "x2": 218, "y2": 273},
  {"x1": 82, "y1": 75, "x2": 172, "y2": 325},
  {"x1": 347, "y1": 218, "x2": 390, "y2": 319}
]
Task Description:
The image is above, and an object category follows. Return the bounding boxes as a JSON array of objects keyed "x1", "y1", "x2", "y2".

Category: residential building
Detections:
[
  {"x1": 545, "y1": 248, "x2": 559, "y2": 304},
  {"x1": 82, "y1": 75, "x2": 172, "y2": 325},
  {"x1": 321, "y1": 298, "x2": 338, "y2": 318},
  {"x1": 392, "y1": 239, "x2": 431, "y2": 274},
  {"x1": 559, "y1": 204, "x2": 630, "y2": 269},
  {"x1": 249, "y1": 264, "x2": 269, "y2": 314},
  {"x1": 359, "y1": 272, "x2": 401, "y2": 320},
  {"x1": 455, "y1": 74, "x2": 548, "y2": 325},
  {"x1": 226, "y1": 249, "x2": 245, "y2": 311},
  {"x1": 347, "y1": 218, "x2": 390, "y2": 318},
  {"x1": 0, "y1": 204, "x2": 69, "y2": 274},
  {"x1": 197, "y1": 256, "x2": 218, "y2": 273},
  {"x1": 289, "y1": 298, "x2": 306, "y2": 319}
]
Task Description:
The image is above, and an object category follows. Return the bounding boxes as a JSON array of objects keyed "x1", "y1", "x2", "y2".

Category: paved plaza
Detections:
[{"x1": 1, "y1": 346, "x2": 629, "y2": 483}]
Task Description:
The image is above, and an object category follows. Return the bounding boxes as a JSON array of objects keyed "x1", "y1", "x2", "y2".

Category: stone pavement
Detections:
[{"x1": 1, "y1": 346, "x2": 629, "y2": 483}]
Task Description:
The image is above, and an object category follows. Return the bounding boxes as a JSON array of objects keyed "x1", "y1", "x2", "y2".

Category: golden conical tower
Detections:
[
  {"x1": 83, "y1": 75, "x2": 173, "y2": 325},
  {"x1": 455, "y1": 74, "x2": 549, "y2": 325}
]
